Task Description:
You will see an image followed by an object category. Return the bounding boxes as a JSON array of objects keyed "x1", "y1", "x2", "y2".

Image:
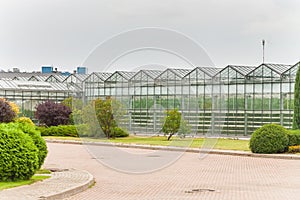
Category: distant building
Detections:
[
  {"x1": 12, "y1": 68, "x2": 20, "y2": 73},
  {"x1": 61, "y1": 71, "x2": 71, "y2": 76},
  {"x1": 41, "y1": 66, "x2": 53, "y2": 73},
  {"x1": 77, "y1": 67, "x2": 87, "y2": 74}
]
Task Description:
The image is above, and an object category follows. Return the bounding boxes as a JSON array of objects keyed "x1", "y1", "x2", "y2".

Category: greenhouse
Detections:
[
  {"x1": 0, "y1": 61, "x2": 299, "y2": 135},
  {"x1": 0, "y1": 78, "x2": 80, "y2": 119},
  {"x1": 84, "y1": 62, "x2": 300, "y2": 135}
]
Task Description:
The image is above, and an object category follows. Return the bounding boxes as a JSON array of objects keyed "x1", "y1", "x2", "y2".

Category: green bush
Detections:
[
  {"x1": 16, "y1": 123, "x2": 48, "y2": 169},
  {"x1": 112, "y1": 127, "x2": 129, "y2": 138},
  {"x1": 287, "y1": 130, "x2": 300, "y2": 146},
  {"x1": 39, "y1": 124, "x2": 129, "y2": 138},
  {"x1": 250, "y1": 124, "x2": 289, "y2": 154},
  {"x1": 39, "y1": 125, "x2": 79, "y2": 137},
  {"x1": 15, "y1": 116, "x2": 35, "y2": 126},
  {"x1": 0, "y1": 123, "x2": 39, "y2": 181}
]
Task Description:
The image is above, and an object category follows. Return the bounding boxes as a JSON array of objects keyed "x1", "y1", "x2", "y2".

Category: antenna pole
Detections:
[{"x1": 262, "y1": 39, "x2": 265, "y2": 63}]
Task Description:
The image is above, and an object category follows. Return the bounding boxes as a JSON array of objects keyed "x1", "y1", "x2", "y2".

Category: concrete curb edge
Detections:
[
  {"x1": 45, "y1": 139, "x2": 300, "y2": 160},
  {"x1": 41, "y1": 170, "x2": 95, "y2": 200}
]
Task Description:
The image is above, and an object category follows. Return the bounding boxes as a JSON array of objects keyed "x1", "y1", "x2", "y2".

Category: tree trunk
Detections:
[{"x1": 167, "y1": 133, "x2": 174, "y2": 141}]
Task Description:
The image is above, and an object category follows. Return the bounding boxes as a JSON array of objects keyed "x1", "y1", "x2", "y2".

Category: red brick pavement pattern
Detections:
[
  {"x1": 0, "y1": 169, "x2": 91, "y2": 200},
  {"x1": 44, "y1": 143, "x2": 300, "y2": 200}
]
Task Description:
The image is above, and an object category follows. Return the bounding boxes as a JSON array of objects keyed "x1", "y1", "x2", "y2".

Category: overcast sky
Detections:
[{"x1": 0, "y1": 0, "x2": 299, "y2": 72}]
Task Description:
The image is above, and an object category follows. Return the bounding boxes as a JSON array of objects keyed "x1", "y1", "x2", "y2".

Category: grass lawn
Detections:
[
  {"x1": 35, "y1": 169, "x2": 51, "y2": 174},
  {"x1": 44, "y1": 136, "x2": 250, "y2": 151},
  {"x1": 0, "y1": 175, "x2": 50, "y2": 190}
]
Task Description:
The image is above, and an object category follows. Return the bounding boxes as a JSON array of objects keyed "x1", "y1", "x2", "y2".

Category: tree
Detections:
[
  {"x1": 94, "y1": 97, "x2": 116, "y2": 139},
  {"x1": 93, "y1": 97, "x2": 127, "y2": 138},
  {"x1": 0, "y1": 98, "x2": 16, "y2": 123},
  {"x1": 62, "y1": 97, "x2": 83, "y2": 124},
  {"x1": 82, "y1": 102, "x2": 103, "y2": 137},
  {"x1": 162, "y1": 109, "x2": 181, "y2": 140},
  {"x1": 35, "y1": 100, "x2": 72, "y2": 126},
  {"x1": 293, "y1": 65, "x2": 300, "y2": 129}
]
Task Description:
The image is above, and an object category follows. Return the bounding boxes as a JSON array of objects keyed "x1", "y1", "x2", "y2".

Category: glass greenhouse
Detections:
[
  {"x1": 0, "y1": 61, "x2": 299, "y2": 135},
  {"x1": 0, "y1": 78, "x2": 80, "y2": 119},
  {"x1": 84, "y1": 62, "x2": 300, "y2": 135}
]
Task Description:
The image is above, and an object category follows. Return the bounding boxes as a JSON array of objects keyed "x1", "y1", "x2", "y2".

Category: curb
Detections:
[
  {"x1": 40, "y1": 170, "x2": 95, "y2": 200},
  {"x1": 45, "y1": 139, "x2": 300, "y2": 160}
]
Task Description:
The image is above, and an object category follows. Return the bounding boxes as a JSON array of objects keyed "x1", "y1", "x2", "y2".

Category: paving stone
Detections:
[
  {"x1": 0, "y1": 169, "x2": 93, "y2": 200},
  {"x1": 1, "y1": 141, "x2": 299, "y2": 200},
  {"x1": 45, "y1": 142, "x2": 300, "y2": 200}
]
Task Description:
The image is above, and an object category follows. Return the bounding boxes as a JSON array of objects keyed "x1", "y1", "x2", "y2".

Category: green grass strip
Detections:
[
  {"x1": 0, "y1": 175, "x2": 50, "y2": 190},
  {"x1": 44, "y1": 136, "x2": 250, "y2": 151}
]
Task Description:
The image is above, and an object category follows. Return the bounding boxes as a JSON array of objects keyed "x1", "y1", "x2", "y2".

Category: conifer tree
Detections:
[{"x1": 293, "y1": 64, "x2": 300, "y2": 129}]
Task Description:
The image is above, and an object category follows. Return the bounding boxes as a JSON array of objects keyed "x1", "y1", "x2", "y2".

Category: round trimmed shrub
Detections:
[
  {"x1": 250, "y1": 124, "x2": 289, "y2": 154},
  {"x1": 0, "y1": 123, "x2": 39, "y2": 181},
  {"x1": 16, "y1": 123, "x2": 48, "y2": 169}
]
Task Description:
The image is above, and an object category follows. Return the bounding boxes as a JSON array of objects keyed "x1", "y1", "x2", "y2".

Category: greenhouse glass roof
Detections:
[
  {"x1": 142, "y1": 70, "x2": 163, "y2": 79},
  {"x1": 45, "y1": 74, "x2": 67, "y2": 83},
  {"x1": 93, "y1": 72, "x2": 113, "y2": 81},
  {"x1": 214, "y1": 65, "x2": 256, "y2": 83},
  {"x1": 28, "y1": 75, "x2": 48, "y2": 82},
  {"x1": 84, "y1": 72, "x2": 113, "y2": 83},
  {"x1": 200, "y1": 67, "x2": 222, "y2": 77},
  {"x1": 0, "y1": 72, "x2": 44, "y2": 79},
  {"x1": 155, "y1": 68, "x2": 192, "y2": 81},
  {"x1": 63, "y1": 74, "x2": 89, "y2": 83},
  {"x1": 130, "y1": 70, "x2": 163, "y2": 82},
  {"x1": 0, "y1": 80, "x2": 79, "y2": 92},
  {"x1": 228, "y1": 65, "x2": 256, "y2": 76},
  {"x1": 282, "y1": 62, "x2": 300, "y2": 78},
  {"x1": 105, "y1": 71, "x2": 136, "y2": 83},
  {"x1": 247, "y1": 63, "x2": 292, "y2": 79},
  {"x1": 12, "y1": 76, "x2": 29, "y2": 81},
  {"x1": 184, "y1": 67, "x2": 221, "y2": 80},
  {"x1": 263, "y1": 63, "x2": 292, "y2": 75}
]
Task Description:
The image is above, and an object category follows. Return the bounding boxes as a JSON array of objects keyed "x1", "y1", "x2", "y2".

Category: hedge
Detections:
[
  {"x1": 39, "y1": 124, "x2": 129, "y2": 138},
  {"x1": 39, "y1": 125, "x2": 79, "y2": 137},
  {"x1": 287, "y1": 130, "x2": 300, "y2": 146}
]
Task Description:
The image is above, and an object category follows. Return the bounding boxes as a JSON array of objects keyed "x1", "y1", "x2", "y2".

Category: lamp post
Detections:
[{"x1": 262, "y1": 39, "x2": 265, "y2": 63}]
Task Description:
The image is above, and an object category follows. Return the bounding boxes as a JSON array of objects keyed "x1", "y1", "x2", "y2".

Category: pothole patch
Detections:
[
  {"x1": 185, "y1": 188, "x2": 215, "y2": 194},
  {"x1": 47, "y1": 168, "x2": 69, "y2": 172},
  {"x1": 146, "y1": 155, "x2": 161, "y2": 157}
]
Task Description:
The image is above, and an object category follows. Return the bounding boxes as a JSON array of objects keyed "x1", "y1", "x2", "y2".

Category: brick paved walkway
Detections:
[
  {"x1": 44, "y1": 143, "x2": 300, "y2": 200},
  {"x1": 0, "y1": 169, "x2": 93, "y2": 200}
]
